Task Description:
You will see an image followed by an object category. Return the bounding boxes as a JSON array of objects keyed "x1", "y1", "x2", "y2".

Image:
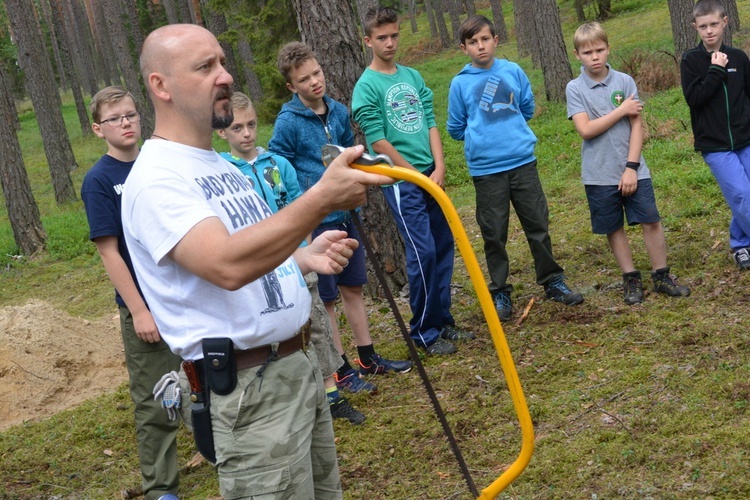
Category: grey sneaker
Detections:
[
  {"x1": 623, "y1": 271, "x2": 643, "y2": 305},
  {"x1": 651, "y1": 267, "x2": 690, "y2": 297},
  {"x1": 544, "y1": 276, "x2": 584, "y2": 306},
  {"x1": 734, "y1": 247, "x2": 750, "y2": 271},
  {"x1": 494, "y1": 291, "x2": 512, "y2": 322},
  {"x1": 440, "y1": 325, "x2": 476, "y2": 341},
  {"x1": 329, "y1": 395, "x2": 366, "y2": 425},
  {"x1": 425, "y1": 337, "x2": 457, "y2": 355}
]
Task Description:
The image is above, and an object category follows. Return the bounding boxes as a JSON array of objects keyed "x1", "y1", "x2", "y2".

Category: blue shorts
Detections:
[
  {"x1": 312, "y1": 216, "x2": 368, "y2": 302},
  {"x1": 585, "y1": 179, "x2": 661, "y2": 235}
]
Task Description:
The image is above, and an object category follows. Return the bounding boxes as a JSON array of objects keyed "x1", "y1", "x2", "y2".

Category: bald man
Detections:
[{"x1": 122, "y1": 24, "x2": 393, "y2": 499}]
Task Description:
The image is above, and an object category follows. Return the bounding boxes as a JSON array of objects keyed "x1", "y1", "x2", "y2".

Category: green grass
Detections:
[{"x1": 3, "y1": 0, "x2": 750, "y2": 498}]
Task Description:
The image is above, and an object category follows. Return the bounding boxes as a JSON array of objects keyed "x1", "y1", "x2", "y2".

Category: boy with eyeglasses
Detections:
[{"x1": 81, "y1": 86, "x2": 182, "y2": 500}]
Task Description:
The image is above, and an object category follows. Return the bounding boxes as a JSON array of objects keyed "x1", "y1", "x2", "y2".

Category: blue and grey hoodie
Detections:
[
  {"x1": 447, "y1": 58, "x2": 537, "y2": 176},
  {"x1": 269, "y1": 94, "x2": 355, "y2": 226}
]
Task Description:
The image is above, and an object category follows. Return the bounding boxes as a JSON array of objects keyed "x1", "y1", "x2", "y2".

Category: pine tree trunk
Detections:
[
  {"x1": 404, "y1": 0, "x2": 418, "y2": 34},
  {"x1": 464, "y1": 0, "x2": 476, "y2": 17},
  {"x1": 50, "y1": 0, "x2": 91, "y2": 137},
  {"x1": 289, "y1": 0, "x2": 408, "y2": 297},
  {"x1": 235, "y1": 36, "x2": 264, "y2": 101},
  {"x1": 0, "y1": 62, "x2": 47, "y2": 255},
  {"x1": 514, "y1": 0, "x2": 541, "y2": 68},
  {"x1": 668, "y1": 0, "x2": 696, "y2": 57},
  {"x1": 65, "y1": 0, "x2": 100, "y2": 96},
  {"x1": 38, "y1": 0, "x2": 67, "y2": 90},
  {"x1": 720, "y1": 0, "x2": 739, "y2": 47},
  {"x1": 424, "y1": 0, "x2": 439, "y2": 39},
  {"x1": 447, "y1": 0, "x2": 462, "y2": 44},
  {"x1": 88, "y1": 0, "x2": 119, "y2": 87},
  {"x1": 489, "y1": 0, "x2": 508, "y2": 44},
  {"x1": 6, "y1": 0, "x2": 77, "y2": 204},
  {"x1": 433, "y1": 0, "x2": 452, "y2": 48},
  {"x1": 162, "y1": 0, "x2": 180, "y2": 25},
  {"x1": 100, "y1": 0, "x2": 154, "y2": 138},
  {"x1": 532, "y1": 0, "x2": 572, "y2": 102}
]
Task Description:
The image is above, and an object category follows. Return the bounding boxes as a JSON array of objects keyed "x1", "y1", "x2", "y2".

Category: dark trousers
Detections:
[
  {"x1": 472, "y1": 160, "x2": 563, "y2": 295},
  {"x1": 382, "y1": 171, "x2": 455, "y2": 348}
]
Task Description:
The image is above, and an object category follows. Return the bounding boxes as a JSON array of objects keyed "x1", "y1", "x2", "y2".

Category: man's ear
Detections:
[{"x1": 148, "y1": 72, "x2": 170, "y2": 102}]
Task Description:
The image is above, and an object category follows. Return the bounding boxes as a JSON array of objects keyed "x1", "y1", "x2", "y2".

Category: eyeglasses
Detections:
[{"x1": 98, "y1": 112, "x2": 141, "y2": 128}]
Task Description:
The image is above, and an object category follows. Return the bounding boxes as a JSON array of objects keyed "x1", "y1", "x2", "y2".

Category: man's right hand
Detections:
[{"x1": 313, "y1": 145, "x2": 395, "y2": 211}]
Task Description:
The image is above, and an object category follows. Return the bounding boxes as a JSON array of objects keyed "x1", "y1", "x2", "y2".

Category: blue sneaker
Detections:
[
  {"x1": 334, "y1": 369, "x2": 378, "y2": 394},
  {"x1": 494, "y1": 291, "x2": 512, "y2": 322},
  {"x1": 544, "y1": 276, "x2": 584, "y2": 306},
  {"x1": 356, "y1": 353, "x2": 413, "y2": 374},
  {"x1": 157, "y1": 495, "x2": 180, "y2": 500}
]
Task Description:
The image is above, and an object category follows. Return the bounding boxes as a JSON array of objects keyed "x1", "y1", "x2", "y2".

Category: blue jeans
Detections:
[
  {"x1": 703, "y1": 145, "x2": 750, "y2": 250},
  {"x1": 382, "y1": 170, "x2": 455, "y2": 348}
]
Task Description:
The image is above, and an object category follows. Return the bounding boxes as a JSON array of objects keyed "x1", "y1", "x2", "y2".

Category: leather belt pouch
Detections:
[{"x1": 202, "y1": 337, "x2": 237, "y2": 395}]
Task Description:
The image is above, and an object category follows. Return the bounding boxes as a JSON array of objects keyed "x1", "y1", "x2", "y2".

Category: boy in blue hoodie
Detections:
[
  {"x1": 218, "y1": 92, "x2": 365, "y2": 425},
  {"x1": 268, "y1": 45, "x2": 413, "y2": 394},
  {"x1": 447, "y1": 15, "x2": 583, "y2": 322}
]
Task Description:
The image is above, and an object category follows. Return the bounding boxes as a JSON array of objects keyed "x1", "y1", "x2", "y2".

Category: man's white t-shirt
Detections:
[{"x1": 122, "y1": 139, "x2": 311, "y2": 361}]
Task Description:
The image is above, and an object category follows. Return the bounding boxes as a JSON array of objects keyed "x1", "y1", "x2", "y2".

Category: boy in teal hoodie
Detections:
[{"x1": 218, "y1": 92, "x2": 365, "y2": 425}]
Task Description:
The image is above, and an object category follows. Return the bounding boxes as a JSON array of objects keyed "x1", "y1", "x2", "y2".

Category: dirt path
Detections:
[{"x1": 0, "y1": 300, "x2": 127, "y2": 430}]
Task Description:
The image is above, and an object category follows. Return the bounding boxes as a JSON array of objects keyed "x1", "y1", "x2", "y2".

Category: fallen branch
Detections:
[{"x1": 515, "y1": 297, "x2": 535, "y2": 326}]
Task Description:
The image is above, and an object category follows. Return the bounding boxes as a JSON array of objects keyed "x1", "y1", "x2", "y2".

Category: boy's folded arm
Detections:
[
  {"x1": 680, "y1": 60, "x2": 726, "y2": 108},
  {"x1": 571, "y1": 104, "x2": 629, "y2": 141}
]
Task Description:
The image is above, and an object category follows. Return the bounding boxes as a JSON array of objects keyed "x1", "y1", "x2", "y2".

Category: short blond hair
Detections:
[
  {"x1": 573, "y1": 22, "x2": 609, "y2": 52},
  {"x1": 89, "y1": 86, "x2": 135, "y2": 123},
  {"x1": 229, "y1": 92, "x2": 254, "y2": 114}
]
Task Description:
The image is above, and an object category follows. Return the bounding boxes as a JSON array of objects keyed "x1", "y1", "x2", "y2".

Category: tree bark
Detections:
[
  {"x1": 49, "y1": 0, "x2": 91, "y2": 137},
  {"x1": 235, "y1": 36, "x2": 264, "y2": 101},
  {"x1": 289, "y1": 0, "x2": 408, "y2": 297},
  {"x1": 489, "y1": 0, "x2": 508, "y2": 44},
  {"x1": 424, "y1": 0, "x2": 439, "y2": 39},
  {"x1": 162, "y1": 0, "x2": 180, "y2": 25},
  {"x1": 404, "y1": 0, "x2": 418, "y2": 34},
  {"x1": 595, "y1": 0, "x2": 612, "y2": 20},
  {"x1": 463, "y1": 0, "x2": 476, "y2": 17},
  {"x1": 38, "y1": 0, "x2": 67, "y2": 90},
  {"x1": 433, "y1": 0, "x2": 452, "y2": 48},
  {"x1": 668, "y1": 0, "x2": 696, "y2": 57},
  {"x1": 88, "y1": 0, "x2": 118, "y2": 87},
  {"x1": 100, "y1": 0, "x2": 154, "y2": 138},
  {"x1": 720, "y1": 0, "x2": 739, "y2": 47},
  {"x1": 514, "y1": 0, "x2": 540, "y2": 67},
  {"x1": 6, "y1": 0, "x2": 78, "y2": 204},
  {"x1": 574, "y1": 0, "x2": 586, "y2": 22},
  {"x1": 532, "y1": 0, "x2": 572, "y2": 102},
  {"x1": 0, "y1": 63, "x2": 46, "y2": 256},
  {"x1": 65, "y1": 0, "x2": 100, "y2": 96},
  {"x1": 446, "y1": 0, "x2": 462, "y2": 45}
]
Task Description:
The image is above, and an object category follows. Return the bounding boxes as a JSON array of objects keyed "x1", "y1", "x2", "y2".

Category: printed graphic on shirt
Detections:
[
  {"x1": 385, "y1": 83, "x2": 424, "y2": 134},
  {"x1": 475, "y1": 75, "x2": 520, "y2": 117},
  {"x1": 194, "y1": 168, "x2": 297, "y2": 314},
  {"x1": 113, "y1": 183, "x2": 125, "y2": 195},
  {"x1": 263, "y1": 164, "x2": 289, "y2": 208},
  {"x1": 611, "y1": 90, "x2": 625, "y2": 107}
]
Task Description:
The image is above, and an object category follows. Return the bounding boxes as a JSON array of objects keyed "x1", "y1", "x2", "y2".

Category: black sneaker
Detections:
[
  {"x1": 651, "y1": 267, "x2": 690, "y2": 297},
  {"x1": 356, "y1": 354, "x2": 413, "y2": 374},
  {"x1": 544, "y1": 276, "x2": 584, "y2": 306},
  {"x1": 440, "y1": 325, "x2": 476, "y2": 341},
  {"x1": 494, "y1": 291, "x2": 512, "y2": 322},
  {"x1": 623, "y1": 271, "x2": 643, "y2": 305},
  {"x1": 425, "y1": 337, "x2": 457, "y2": 355},
  {"x1": 734, "y1": 247, "x2": 750, "y2": 271},
  {"x1": 329, "y1": 396, "x2": 366, "y2": 425}
]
